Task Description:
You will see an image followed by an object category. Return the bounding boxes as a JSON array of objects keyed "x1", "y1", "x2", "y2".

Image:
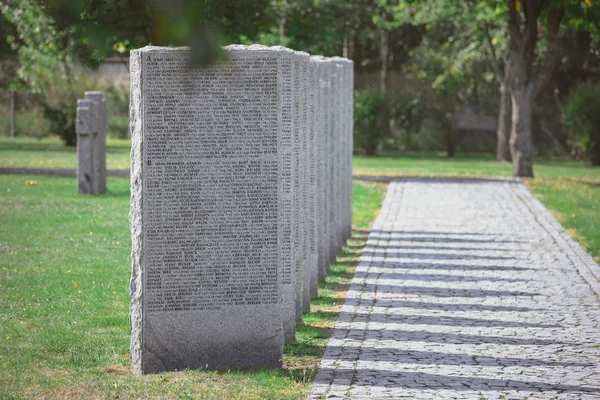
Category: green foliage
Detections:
[
  {"x1": 1, "y1": 0, "x2": 83, "y2": 145},
  {"x1": 104, "y1": 84, "x2": 130, "y2": 140},
  {"x1": 561, "y1": 82, "x2": 600, "y2": 165},
  {"x1": 353, "y1": 90, "x2": 390, "y2": 156}
]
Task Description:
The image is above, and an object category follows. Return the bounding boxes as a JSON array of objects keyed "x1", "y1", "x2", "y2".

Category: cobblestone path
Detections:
[{"x1": 311, "y1": 178, "x2": 600, "y2": 399}]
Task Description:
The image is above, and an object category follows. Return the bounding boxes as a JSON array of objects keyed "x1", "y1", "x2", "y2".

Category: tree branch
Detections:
[
  {"x1": 523, "y1": 0, "x2": 542, "y2": 58},
  {"x1": 530, "y1": 7, "x2": 564, "y2": 97},
  {"x1": 508, "y1": 0, "x2": 522, "y2": 44},
  {"x1": 483, "y1": 22, "x2": 504, "y2": 83}
]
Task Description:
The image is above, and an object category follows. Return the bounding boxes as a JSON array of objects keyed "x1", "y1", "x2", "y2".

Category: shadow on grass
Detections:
[{"x1": 281, "y1": 226, "x2": 372, "y2": 381}]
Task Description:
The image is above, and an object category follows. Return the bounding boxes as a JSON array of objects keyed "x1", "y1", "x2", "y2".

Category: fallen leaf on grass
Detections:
[{"x1": 25, "y1": 180, "x2": 38, "y2": 185}]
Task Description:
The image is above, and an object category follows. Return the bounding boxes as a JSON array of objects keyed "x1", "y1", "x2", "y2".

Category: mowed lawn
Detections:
[
  {"x1": 1, "y1": 137, "x2": 599, "y2": 398},
  {"x1": 0, "y1": 170, "x2": 386, "y2": 399},
  {"x1": 0, "y1": 137, "x2": 130, "y2": 170}
]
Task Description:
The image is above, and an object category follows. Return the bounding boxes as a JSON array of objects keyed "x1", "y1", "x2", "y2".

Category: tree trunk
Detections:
[
  {"x1": 445, "y1": 131, "x2": 456, "y2": 158},
  {"x1": 379, "y1": 28, "x2": 389, "y2": 92},
  {"x1": 591, "y1": 131, "x2": 600, "y2": 166},
  {"x1": 496, "y1": 84, "x2": 511, "y2": 162},
  {"x1": 445, "y1": 116, "x2": 457, "y2": 158},
  {"x1": 9, "y1": 89, "x2": 15, "y2": 138},
  {"x1": 363, "y1": 142, "x2": 378, "y2": 156},
  {"x1": 509, "y1": 89, "x2": 535, "y2": 177}
]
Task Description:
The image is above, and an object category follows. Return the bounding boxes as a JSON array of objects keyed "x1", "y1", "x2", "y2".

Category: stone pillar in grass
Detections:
[
  {"x1": 75, "y1": 92, "x2": 107, "y2": 195},
  {"x1": 271, "y1": 45, "x2": 298, "y2": 342},
  {"x1": 129, "y1": 45, "x2": 288, "y2": 374},
  {"x1": 307, "y1": 57, "x2": 320, "y2": 299},
  {"x1": 76, "y1": 100, "x2": 94, "y2": 194},
  {"x1": 312, "y1": 56, "x2": 332, "y2": 280},
  {"x1": 300, "y1": 53, "x2": 312, "y2": 314},
  {"x1": 327, "y1": 59, "x2": 339, "y2": 262},
  {"x1": 346, "y1": 59, "x2": 354, "y2": 240},
  {"x1": 331, "y1": 57, "x2": 353, "y2": 243},
  {"x1": 292, "y1": 51, "x2": 309, "y2": 324},
  {"x1": 84, "y1": 91, "x2": 107, "y2": 194}
]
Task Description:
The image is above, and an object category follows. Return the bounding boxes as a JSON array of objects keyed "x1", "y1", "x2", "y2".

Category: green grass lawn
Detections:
[
  {"x1": 0, "y1": 137, "x2": 131, "y2": 170},
  {"x1": 1, "y1": 139, "x2": 599, "y2": 397},
  {"x1": 353, "y1": 150, "x2": 600, "y2": 179},
  {"x1": 0, "y1": 174, "x2": 385, "y2": 399}
]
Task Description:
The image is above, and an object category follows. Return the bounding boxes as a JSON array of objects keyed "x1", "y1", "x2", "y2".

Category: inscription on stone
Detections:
[
  {"x1": 130, "y1": 46, "x2": 284, "y2": 374},
  {"x1": 129, "y1": 45, "x2": 355, "y2": 375}
]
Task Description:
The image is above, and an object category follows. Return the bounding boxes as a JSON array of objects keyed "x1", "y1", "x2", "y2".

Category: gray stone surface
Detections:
[
  {"x1": 129, "y1": 45, "x2": 285, "y2": 374},
  {"x1": 300, "y1": 56, "x2": 313, "y2": 312},
  {"x1": 346, "y1": 60, "x2": 354, "y2": 240},
  {"x1": 327, "y1": 60, "x2": 339, "y2": 262},
  {"x1": 75, "y1": 92, "x2": 107, "y2": 195},
  {"x1": 342, "y1": 59, "x2": 353, "y2": 241},
  {"x1": 84, "y1": 91, "x2": 107, "y2": 194},
  {"x1": 299, "y1": 53, "x2": 311, "y2": 315},
  {"x1": 310, "y1": 178, "x2": 600, "y2": 399},
  {"x1": 269, "y1": 45, "x2": 299, "y2": 342},
  {"x1": 332, "y1": 59, "x2": 343, "y2": 254},
  {"x1": 76, "y1": 102, "x2": 93, "y2": 194},
  {"x1": 307, "y1": 58, "x2": 319, "y2": 299},
  {"x1": 292, "y1": 52, "x2": 305, "y2": 326},
  {"x1": 311, "y1": 56, "x2": 329, "y2": 282}
]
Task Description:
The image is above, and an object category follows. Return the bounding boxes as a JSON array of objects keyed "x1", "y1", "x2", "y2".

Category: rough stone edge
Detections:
[{"x1": 128, "y1": 48, "x2": 144, "y2": 375}]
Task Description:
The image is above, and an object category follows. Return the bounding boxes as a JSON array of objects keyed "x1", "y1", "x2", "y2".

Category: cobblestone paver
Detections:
[{"x1": 311, "y1": 178, "x2": 600, "y2": 399}]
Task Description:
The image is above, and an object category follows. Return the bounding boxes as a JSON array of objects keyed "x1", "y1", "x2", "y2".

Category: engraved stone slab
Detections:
[
  {"x1": 299, "y1": 54, "x2": 312, "y2": 314},
  {"x1": 292, "y1": 51, "x2": 309, "y2": 324},
  {"x1": 346, "y1": 59, "x2": 354, "y2": 239},
  {"x1": 270, "y1": 45, "x2": 298, "y2": 342},
  {"x1": 327, "y1": 60, "x2": 338, "y2": 262},
  {"x1": 129, "y1": 45, "x2": 285, "y2": 374},
  {"x1": 307, "y1": 58, "x2": 319, "y2": 298},
  {"x1": 331, "y1": 58, "x2": 353, "y2": 242},
  {"x1": 313, "y1": 56, "x2": 331, "y2": 280}
]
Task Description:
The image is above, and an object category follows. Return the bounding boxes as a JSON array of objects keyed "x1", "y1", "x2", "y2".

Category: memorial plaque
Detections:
[
  {"x1": 335, "y1": 60, "x2": 344, "y2": 251},
  {"x1": 315, "y1": 57, "x2": 332, "y2": 280},
  {"x1": 307, "y1": 58, "x2": 319, "y2": 298},
  {"x1": 300, "y1": 56, "x2": 312, "y2": 313},
  {"x1": 346, "y1": 60, "x2": 354, "y2": 239},
  {"x1": 292, "y1": 52, "x2": 308, "y2": 324},
  {"x1": 327, "y1": 60, "x2": 339, "y2": 261},
  {"x1": 331, "y1": 58, "x2": 349, "y2": 245},
  {"x1": 129, "y1": 45, "x2": 285, "y2": 374},
  {"x1": 271, "y1": 45, "x2": 299, "y2": 341}
]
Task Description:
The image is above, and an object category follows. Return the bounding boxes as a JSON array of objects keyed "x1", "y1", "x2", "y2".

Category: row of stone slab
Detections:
[{"x1": 129, "y1": 45, "x2": 353, "y2": 374}]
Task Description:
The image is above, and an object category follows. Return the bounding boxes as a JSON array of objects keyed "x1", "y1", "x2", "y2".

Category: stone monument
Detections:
[
  {"x1": 130, "y1": 45, "x2": 287, "y2": 374},
  {"x1": 75, "y1": 91, "x2": 107, "y2": 195}
]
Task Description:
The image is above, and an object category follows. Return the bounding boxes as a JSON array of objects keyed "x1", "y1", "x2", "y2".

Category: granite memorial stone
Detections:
[{"x1": 129, "y1": 45, "x2": 286, "y2": 374}]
